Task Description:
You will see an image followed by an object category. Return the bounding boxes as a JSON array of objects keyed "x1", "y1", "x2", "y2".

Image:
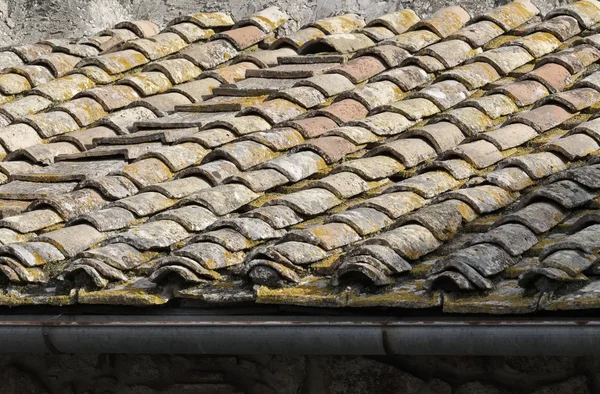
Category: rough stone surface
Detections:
[
  {"x1": 0, "y1": 354, "x2": 594, "y2": 393},
  {"x1": 0, "y1": 0, "x2": 567, "y2": 46}
]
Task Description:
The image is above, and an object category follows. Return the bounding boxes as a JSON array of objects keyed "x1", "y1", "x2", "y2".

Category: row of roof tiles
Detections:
[{"x1": 0, "y1": 0, "x2": 598, "y2": 313}]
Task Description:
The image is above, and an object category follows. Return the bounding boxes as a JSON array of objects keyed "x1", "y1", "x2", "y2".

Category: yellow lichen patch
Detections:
[
  {"x1": 256, "y1": 276, "x2": 347, "y2": 307},
  {"x1": 484, "y1": 35, "x2": 519, "y2": 50},
  {"x1": 346, "y1": 280, "x2": 440, "y2": 308},
  {"x1": 78, "y1": 285, "x2": 169, "y2": 306}
]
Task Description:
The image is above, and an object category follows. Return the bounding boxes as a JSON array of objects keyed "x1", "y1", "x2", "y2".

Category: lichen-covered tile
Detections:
[
  {"x1": 214, "y1": 25, "x2": 267, "y2": 50},
  {"x1": 379, "y1": 98, "x2": 439, "y2": 121},
  {"x1": 81, "y1": 85, "x2": 140, "y2": 111},
  {"x1": 74, "y1": 206, "x2": 136, "y2": 232},
  {"x1": 205, "y1": 140, "x2": 274, "y2": 170},
  {"x1": 180, "y1": 159, "x2": 239, "y2": 184},
  {"x1": 295, "y1": 73, "x2": 355, "y2": 97},
  {"x1": 542, "y1": 87, "x2": 600, "y2": 112},
  {"x1": 341, "y1": 81, "x2": 404, "y2": 111},
  {"x1": 459, "y1": 94, "x2": 517, "y2": 119},
  {"x1": 449, "y1": 20, "x2": 504, "y2": 47},
  {"x1": 327, "y1": 56, "x2": 386, "y2": 84},
  {"x1": 473, "y1": 46, "x2": 534, "y2": 75},
  {"x1": 538, "y1": 44, "x2": 600, "y2": 75},
  {"x1": 191, "y1": 228, "x2": 251, "y2": 251},
  {"x1": 247, "y1": 127, "x2": 305, "y2": 151},
  {"x1": 36, "y1": 224, "x2": 104, "y2": 258},
  {"x1": 308, "y1": 172, "x2": 369, "y2": 199},
  {"x1": 324, "y1": 126, "x2": 379, "y2": 144},
  {"x1": 164, "y1": 22, "x2": 213, "y2": 43},
  {"x1": 138, "y1": 143, "x2": 207, "y2": 172},
  {"x1": 0, "y1": 241, "x2": 64, "y2": 267},
  {"x1": 108, "y1": 220, "x2": 188, "y2": 250},
  {"x1": 444, "y1": 140, "x2": 503, "y2": 169},
  {"x1": 272, "y1": 86, "x2": 327, "y2": 109},
  {"x1": 413, "y1": 6, "x2": 470, "y2": 38},
  {"x1": 120, "y1": 158, "x2": 173, "y2": 188},
  {"x1": 524, "y1": 63, "x2": 572, "y2": 93},
  {"x1": 475, "y1": 0, "x2": 539, "y2": 30},
  {"x1": 526, "y1": 15, "x2": 581, "y2": 41},
  {"x1": 489, "y1": 80, "x2": 549, "y2": 107},
  {"x1": 11, "y1": 141, "x2": 80, "y2": 164},
  {"x1": 440, "y1": 62, "x2": 500, "y2": 90},
  {"x1": 12, "y1": 159, "x2": 125, "y2": 182},
  {"x1": 357, "y1": 191, "x2": 424, "y2": 218},
  {"x1": 499, "y1": 152, "x2": 567, "y2": 179},
  {"x1": 126, "y1": 32, "x2": 188, "y2": 60},
  {"x1": 351, "y1": 111, "x2": 414, "y2": 136},
  {"x1": 336, "y1": 155, "x2": 404, "y2": 180},
  {"x1": 328, "y1": 207, "x2": 392, "y2": 236},
  {"x1": 228, "y1": 168, "x2": 289, "y2": 192},
  {"x1": 443, "y1": 280, "x2": 540, "y2": 313},
  {"x1": 369, "y1": 138, "x2": 436, "y2": 167},
  {"x1": 436, "y1": 107, "x2": 493, "y2": 136},
  {"x1": 0, "y1": 208, "x2": 62, "y2": 234},
  {"x1": 144, "y1": 176, "x2": 210, "y2": 199},
  {"x1": 286, "y1": 222, "x2": 360, "y2": 250},
  {"x1": 366, "y1": 10, "x2": 419, "y2": 35},
  {"x1": 268, "y1": 188, "x2": 340, "y2": 216},
  {"x1": 168, "y1": 12, "x2": 234, "y2": 29},
  {"x1": 152, "y1": 205, "x2": 217, "y2": 232},
  {"x1": 271, "y1": 27, "x2": 325, "y2": 50},
  {"x1": 209, "y1": 217, "x2": 284, "y2": 241},
  {"x1": 486, "y1": 166, "x2": 535, "y2": 191},
  {"x1": 259, "y1": 151, "x2": 326, "y2": 182},
  {"x1": 367, "y1": 224, "x2": 441, "y2": 260},
  {"x1": 508, "y1": 104, "x2": 572, "y2": 133},
  {"x1": 119, "y1": 71, "x2": 173, "y2": 96},
  {"x1": 480, "y1": 123, "x2": 538, "y2": 150},
  {"x1": 78, "y1": 49, "x2": 149, "y2": 75},
  {"x1": 245, "y1": 205, "x2": 302, "y2": 229},
  {"x1": 168, "y1": 77, "x2": 220, "y2": 103},
  {"x1": 397, "y1": 199, "x2": 475, "y2": 241},
  {"x1": 0, "y1": 180, "x2": 77, "y2": 200},
  {"x1": 372, "y1": 65, "x2": 432, "y2": 91},
  {"x1": 235, "y1": 47, "x2": 296, "y2": 68},
  {"x1": 73, "y1": 174, "x2": 137, "y2": 201},
  {"x1": 112, "y1": 191, "x2": 175, "y2": 216},
  {"x1": 0, "y1": 74, "x2": 31, "y2": 95},
  {"x1": 422, "y1": 39, "x2": 478, "y2": 69},
  {"x1": 172, "y1": 242, "x2": 242, "y2": 270},
  {"x1": 240, "y1": 98, "x2": 305, "y2": 124},
  {"x1": 55, "y1": 97, "x2": 107, "y2": 127},
  {"x1": 387, "y1": 170, "x2": 461, "y2": 199},
  {"x1": 23, "y1": 111, "x2": 79, "y2": 138},
  {"x1": 31, "y1": 188, "x2": 108, "y2": 220},
  {"x1": 467, "y1": 223, "x2": 538, "y2": 256},
  {"x1": 308, "y1": 14, "x2": 365, "y2": 35},
  {"x1": 495, "y1": 201, "x2": 567, "y2": 234},
  {"x1": 315, "y1": 99, "x2": 368, "y2": 124},
  {"x1": 406, "y1": 121, "x2": 465, "y2": 153},
  {"x1": 177, "y1": 40, "x2": 238, "y2": 70},
  {"x1": 0, "y1": 123, "x2": 43, "y2": 152},
  {"x1": 520, "y1": 179, "x2": 595, "y2": 209},
  {"x1": 544, "y1": 134, "x2": 600, "y2": 160},
  {"x1": 286, "y1": 117, "x2": 338, "y2": 138},
  {"x1": 0, "y1": 95, "x2": 52, "y2": 121},
  {"x1": 437, "y1": 185, "x2": 517, "y2": 214},
  {"x1": 181, "y1": 184, "x2": 259, "y2": 215},
  {"x1": 412, "y1": 80, "x2": 470, "y2": 110}
]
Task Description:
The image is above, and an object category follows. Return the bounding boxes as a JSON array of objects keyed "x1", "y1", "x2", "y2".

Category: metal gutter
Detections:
[{"x1": 0, "y1": 315, "x2": 599, "y2": 355}]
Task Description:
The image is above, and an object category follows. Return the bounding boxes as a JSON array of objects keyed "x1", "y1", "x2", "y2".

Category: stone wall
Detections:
[
  {"x1": 0, "y1": 353, "x2": 596, "y2": 393},
  {"x1": 0, "y1": 0, "x2": 568, "y2": 46}
]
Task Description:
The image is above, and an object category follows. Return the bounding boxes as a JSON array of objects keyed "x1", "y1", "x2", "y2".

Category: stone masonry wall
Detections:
[
  {"x1": 0, "y1": 354, "x2": 596, "y2": 393},
  {"x1": 0, "y1": 0, "x2": 568, "y2": 47}
]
